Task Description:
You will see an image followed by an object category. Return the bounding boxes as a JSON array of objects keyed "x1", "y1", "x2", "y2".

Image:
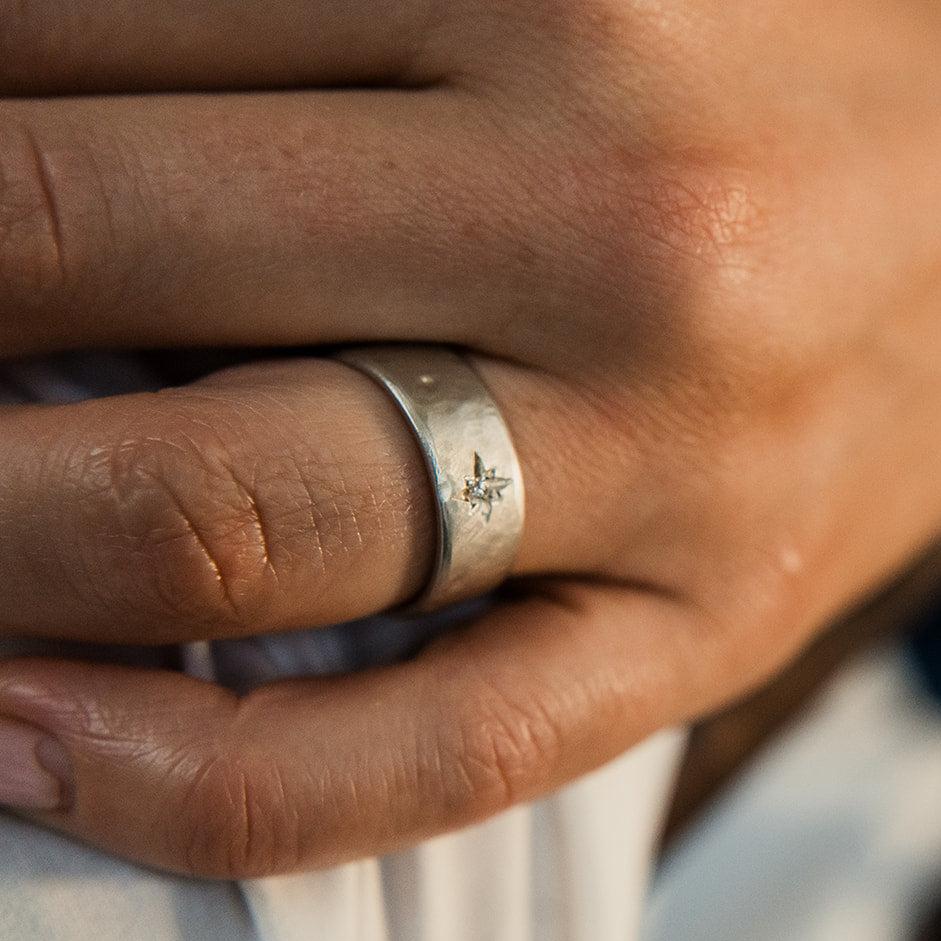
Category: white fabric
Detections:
[
  {"x1": 644, "y1": 652, "x2": 941, "y2": 941},
  {"x1": 0, "y1": 812, "x2": 257, "y2": 941},
  {"x1": 245, "y1": 730, "x2": 686, "y2": 941}
]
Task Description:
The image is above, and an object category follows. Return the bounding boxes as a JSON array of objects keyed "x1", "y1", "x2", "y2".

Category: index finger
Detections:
[{"x1": 0, "y1": 582, "x2": 706, "y2": 877}]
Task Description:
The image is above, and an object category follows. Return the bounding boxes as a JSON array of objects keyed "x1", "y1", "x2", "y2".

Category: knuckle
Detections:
[
  {"x1": 52, "y1": 393, "x2": 388, "y2": 638},
  {"x1": 570, "y1": 152, "x2": 789, "y2": 416},
  {"x1": 568, "y1": 139, "x2": 776, "y2": 306},
  {"x1": 177, "y1": 749, "x2": 302, "y2": 879},
  {"x1": 625, "y1": 162, "x2": 772, "y2": 280},
  {"x1": 0, "y1": 120, "x2": 69, "y2": 304},
  {"x1": 436, "y1": 688, "x2": 564, "y2": 821},
  {"x1": 63, "y1": 422, "x2": 278, "y2": 636}
]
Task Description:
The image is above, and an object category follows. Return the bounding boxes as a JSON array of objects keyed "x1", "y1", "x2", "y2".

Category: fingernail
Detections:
[{"x1": 0, "y1": 717, "x2": 72, "y2": 810}]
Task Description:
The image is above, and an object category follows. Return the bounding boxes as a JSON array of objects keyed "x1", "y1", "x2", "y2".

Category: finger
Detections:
[
  {"x1": 0, "y1": 355, "x2": 604, "y2": 643},
  {"x1": 0, "y1": 582, "x2": 720, "y2": 878},
  {"x1": 0, "y1": 91, "x2": 536, "y2": 357},
  {"x1": 0, "y1": 0, "x2": 466, "y2": 94}
]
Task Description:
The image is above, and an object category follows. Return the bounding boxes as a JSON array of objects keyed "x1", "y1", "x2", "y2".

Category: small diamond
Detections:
[{"x1": 460, "y1": 452, "x2": 511, "y2": 522}]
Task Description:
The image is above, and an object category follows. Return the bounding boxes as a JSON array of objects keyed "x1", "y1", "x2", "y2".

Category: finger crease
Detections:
[{"x1": 20, "y1": 124, "x2": 66, "y2": 285}]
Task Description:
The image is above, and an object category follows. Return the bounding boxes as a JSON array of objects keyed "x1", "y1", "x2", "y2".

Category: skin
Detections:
[{"x1": 0, "y1": 0, "x2": 939, "y2": 876}]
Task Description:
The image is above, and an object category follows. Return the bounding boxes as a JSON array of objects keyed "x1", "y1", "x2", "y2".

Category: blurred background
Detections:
[{"x1": 644, "y1": 551, "x2": 941, "y2": 941}]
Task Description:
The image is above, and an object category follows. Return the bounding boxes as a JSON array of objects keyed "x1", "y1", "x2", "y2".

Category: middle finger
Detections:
[
  {"x1": 0, "y1": 0, "x2": 466, "y2": 95},
  {"x1": 1, "y1": 90, "x2": 545, "y2": 357}
]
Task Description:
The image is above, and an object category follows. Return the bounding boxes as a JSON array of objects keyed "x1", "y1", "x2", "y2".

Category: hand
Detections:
[{"x1": 0, "y1": 0, "x2": 939, "y2": 877}]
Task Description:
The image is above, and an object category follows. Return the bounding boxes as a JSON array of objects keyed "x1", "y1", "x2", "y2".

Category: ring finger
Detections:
[{"x1": 0, "y1": 354, "x2": 610, "y2": 643}]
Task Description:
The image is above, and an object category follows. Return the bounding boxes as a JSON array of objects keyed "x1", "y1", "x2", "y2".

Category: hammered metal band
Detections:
[{"x1": 337, "y1": 345, "x2": 525, "y2": 613}]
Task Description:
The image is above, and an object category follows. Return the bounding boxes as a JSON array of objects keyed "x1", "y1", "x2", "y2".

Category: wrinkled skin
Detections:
[{"x1": 0, "y1": 0, "x2": 938, "y2": 876}]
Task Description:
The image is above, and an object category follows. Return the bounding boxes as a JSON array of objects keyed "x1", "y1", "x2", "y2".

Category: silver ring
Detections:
[{"x1": 337, "y1": 345, "x2": 525, "y2": 613}]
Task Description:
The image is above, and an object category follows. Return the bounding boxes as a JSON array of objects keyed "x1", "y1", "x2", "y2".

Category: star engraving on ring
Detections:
[{"x1": 460, "y1": 452, "x2": 511, "y2": 522}]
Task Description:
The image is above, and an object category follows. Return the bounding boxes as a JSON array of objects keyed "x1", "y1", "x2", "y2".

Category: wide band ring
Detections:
[{"x1": 337, "y1": 345, "x2": 525, "y2": 613}]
